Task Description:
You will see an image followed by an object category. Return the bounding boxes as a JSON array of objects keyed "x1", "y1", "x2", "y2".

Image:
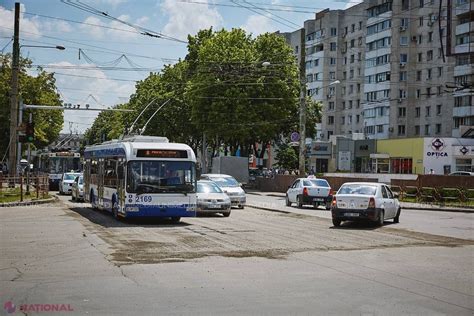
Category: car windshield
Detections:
[
  {"x1": 78, "y1": 176, "x2": 83, "y2": 185},
  {"x1": 64, "y1": 173, "x2": 80, "y2": 181},
  {"x1": 338, "y1": 184, "x2": 377, "y2": 195},
  {"x1": 310, "y1": 179, "x2": 329, "y2": 187},
  {"x1": 127, "y1": 160, "x2": 196, "y2": 194},
  {"x1": 209, "y1": 176, "x2": 239, "y2": 187},
  {"x1": 197, "y1": 182, "x2": 223, "y2": 193}
]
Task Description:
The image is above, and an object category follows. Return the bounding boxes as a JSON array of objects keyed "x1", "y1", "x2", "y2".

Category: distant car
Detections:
[
  {"x1": 71, "y1": 175, "x2": 84, "y2": 201},
  {"x1": 196, "y1": 180, "x2": 232, "y2": 217},
  {"x1": 286, "y1": 177, "x2": 333, "y2": 209},
  {"x1": 59, "y1": 172, "x2": 81, "y2": 195},
  {"x1": 448, "y1": 171, "x2": 474, "y2": 176},
  {"x1": 331, "y1": 182, "x2": 401, "y2": 227},
  {"x1": 200, "y1": 174, "x2": 246, "y2": 208}
]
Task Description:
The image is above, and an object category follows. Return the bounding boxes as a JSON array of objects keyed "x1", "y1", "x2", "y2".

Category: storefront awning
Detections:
[{"x1": 370, "y1": 153, "x2": 390, "y2": 159}]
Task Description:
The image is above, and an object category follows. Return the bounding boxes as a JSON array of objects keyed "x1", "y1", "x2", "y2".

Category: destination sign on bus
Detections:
[{"x1": 136, "y1": 149, "x2": 188, "y2": 158}]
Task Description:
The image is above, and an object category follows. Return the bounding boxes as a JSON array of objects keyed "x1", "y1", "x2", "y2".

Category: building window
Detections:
[
  {"x1": 330, "y1": 58, "x2": 336, "y2": 65},
  {"x1": 328, "y1": 116, "x2": 334, "y2": 125},
  {"x1": 400, "y1": 71, "x2": 407, "y2": 81},
  {"x1": 428, "y1": 32, "x2": 433, "y2": 42},
  {"x1": 426, "y1": 106, "x2": 431, "y2": 116},
  {"x1": 330, "y1": 27, "x2": 337, "y2": 36},
  {"x1": 415, "y1": 125, "x2": 420, "y2": 135},
  {"x1": 402, "y1": 0, "x2": 409, "y2": 10},
  {"x1": 398, "y1": 107, "x2": 406, "y2": 117},
  {"x1": 427, "y1": 50, "x2": 433, "y2": 61},
  {"x1": 377, "y1": 125, "x2": 384, "y2": 133},
  {"x1": 435, "y1": 124, "x2": 441, "y2": 134},
  {"x1": 400, "y1": 36, "x2": 408, "y2": 45},
  {"x1": 416, "y1": 89, "x2": 421, "y2": 98},
  {"x1": 418, "y1": 53, "x2": 422, "y2": 62},
  {"x1": 419, "y1": 16, "x2": 423, "y2": 26},
  {"x1": 417, "y1": 70, "x2": 422, "y2": 81},
  {"x1": 415, "y1": 107, "x2": 421, "y2": 117},
  {"x1": 399, "y1": 89, "x2": 407, "y2": 99},
  {"x1": 425, "y1": 124, "x2": 430, "y2": 136},
  {"x1": 400, "y1": 53, "x2": 408, "y2": 63},
  {"x1": 391, "y1": 158, "x2": 413, "y2": 174},
  {"x1": 398, "y1": 125, "x2": 406, "y2": 135},
  {"x1": 436, "y1": 104, "x2": 442, "y2": 115},
  {"x1": 330, "y1": 42, "x2": 337, "y2": 51},
  {"x1": 328, "y1": 102, "x2": 335, "y2": 110}
]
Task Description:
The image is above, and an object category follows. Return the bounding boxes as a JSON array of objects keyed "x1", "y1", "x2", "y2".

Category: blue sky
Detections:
[{"x1": 0, "y1": 0, "x2": 356, "y2": 133}]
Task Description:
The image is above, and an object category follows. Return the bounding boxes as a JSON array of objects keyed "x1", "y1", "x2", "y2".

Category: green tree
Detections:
[
  {"x1": 186, "y1": 29, "x2": 300, "y2": 156},
  {"x1": 275, "y1": 144, "x2": 298, "y2": 170},
  {"x1": 0, "y1": 54, "x2": 63, "y2": 157},
  {"x1": 83, "y1": 104, "x2": 126, "y2": 146}
]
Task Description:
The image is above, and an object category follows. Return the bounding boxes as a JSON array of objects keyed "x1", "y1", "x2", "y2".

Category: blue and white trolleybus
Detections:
[{"x1": 83, "y1": 136, "x2": 197, "y2": 221}]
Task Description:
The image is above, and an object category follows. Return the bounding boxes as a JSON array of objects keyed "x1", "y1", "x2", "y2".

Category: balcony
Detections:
[
  {"x1": 455, "y1": 22, "x2": 474, "y2": 36},
  {"x1": 454, "y1": 64, "x2": 474, "y2": 76},
  {"x1": 454, "y1": 42, "x2": 474, "y2": 55},
  {"x1": 453, "y1": 106, "x2": 474, "y2": 118},
  {"x1": 455, "y1": 2, "x2": 471, "y2": 16}
]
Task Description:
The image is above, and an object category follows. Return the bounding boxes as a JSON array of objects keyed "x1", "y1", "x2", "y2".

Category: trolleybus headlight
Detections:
[{"x1": 126, "y1": 206, "x2": 139, "y2": 212}]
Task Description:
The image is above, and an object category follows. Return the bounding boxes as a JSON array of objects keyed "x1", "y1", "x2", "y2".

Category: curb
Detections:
[
  {"x1": 247, "y1": 203, "x2": 291, "y2": 214},
  {"x1": 0, "y1": 196, "x2": 57, "y2": 207}
]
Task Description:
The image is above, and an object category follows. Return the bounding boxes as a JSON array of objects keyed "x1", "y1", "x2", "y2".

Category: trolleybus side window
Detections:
[{"x1": 104, "y1": 158, "x2": 118, "y2": 188}]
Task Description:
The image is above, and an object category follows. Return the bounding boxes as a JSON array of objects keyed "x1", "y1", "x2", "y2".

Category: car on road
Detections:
[
  {"x1": 196, "y1": 180, "x2": 232, "y2": 217},
  {"x1": 71, "y1": 175, "x2": 84, "y2": 201},
  {"x1": 286, "y1": 177, "x2": 333, "y2": 209},
  {"x1": 448, "y1": 171, "x2": 474, "y2": 176},
  {"x1": 59, "y1": 172, "x2": 81, "y2": 195},
  {"x1": 200, "y1": 174, "x2": 246, "y2": 208},
  {"x1": 331, "y1": 182, "x2": 401, "y2": 227}
]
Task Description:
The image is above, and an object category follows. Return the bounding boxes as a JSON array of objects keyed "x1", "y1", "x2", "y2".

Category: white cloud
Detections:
[
  {"x1": 242, "y1": 15, "x2": 276, "y2": 36},
  {"x1": 161, "y1": 0, "x2": 223, "y2": 39},
  {"x1": 49, "y1": 61, "x2": 135, "y2": 133},
  {"x1": 0, "y1": 4, "x2": 41, "y2": 39}
]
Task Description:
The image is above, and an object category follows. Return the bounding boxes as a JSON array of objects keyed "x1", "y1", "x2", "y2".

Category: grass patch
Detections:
[{"x1": 0, "y1": 188, "x2": 51, "y2": 203}]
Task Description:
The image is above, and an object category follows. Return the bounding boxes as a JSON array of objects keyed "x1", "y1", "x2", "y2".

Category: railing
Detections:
[
  {"x1": 0, "y1": 173, "x2": 49, "y2": 203},
  {"x1": 389, "y1": 185, "x2": 472, "y2": 206}
]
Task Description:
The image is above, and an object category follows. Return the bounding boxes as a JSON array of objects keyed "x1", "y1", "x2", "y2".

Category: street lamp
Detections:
[{"x1": 8, "y1": 41, "x2": 65, "y2": 177}]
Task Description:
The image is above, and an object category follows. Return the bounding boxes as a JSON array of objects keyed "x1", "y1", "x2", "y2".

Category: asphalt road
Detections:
[
  {"x1": 0, "y1": 193, "x2": 473, "y2": 315},
  {"x1": 247, "y1": 193, "x2": 474, "y2": 240}
]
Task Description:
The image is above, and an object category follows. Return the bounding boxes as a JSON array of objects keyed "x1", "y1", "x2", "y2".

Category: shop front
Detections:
[
  {"x1": 373, "y1": 138, "x2": 424, "y2": 174},
  {"x1": 309, "y1": 141, "x2": 331, "y2": 173},
  {"x1": 354, "y1": 139, "x2": 376, "y2": 173},
  {"x1": 423, "y1": 138, "x2": 474, "y2": 174}
]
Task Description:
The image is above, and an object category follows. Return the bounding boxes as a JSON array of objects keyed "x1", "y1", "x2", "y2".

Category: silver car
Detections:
[
  {"x1": 200, "y1": 174, "x2": 246, "y2": 208},
  {"x1": 196, "y1": 180, "x2": 232, "y2": 217},
  {"x1": 71, "y1": 175, "x2": 84, "y2": 201}
]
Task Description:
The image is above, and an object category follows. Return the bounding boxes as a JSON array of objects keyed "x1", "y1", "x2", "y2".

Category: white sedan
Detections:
[
  {"x1": 331, "y1": 182, "x2": 401, "y2": 227},
  {"x1": 286, "y1": 177, "x2": 333, "y2": 209},
  {"x1": 59, "y1": 172, "x2": 81, "y2": 195}
]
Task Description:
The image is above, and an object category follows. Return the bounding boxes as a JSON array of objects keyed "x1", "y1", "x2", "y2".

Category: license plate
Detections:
[
  {"x1": 209, "y1": 204, "x2": 220, "y2": 209},
  {"x1": 345, "y1": 213, "x2": 359, "y2": 217},
  {"x1": 313, "y1": 198, "x2": 324, "y2": 202}
]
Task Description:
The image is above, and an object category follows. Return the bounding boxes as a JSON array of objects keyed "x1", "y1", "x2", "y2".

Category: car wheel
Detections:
[
  {"x1": 297, "y1": 195, "x2": 303, "y2": 208},
  {"x1": 170, "y1": 217, "x2": 181, "y2": 223},
  {"x1": 222, "y1": 211, "x2": 231, "y2": 217},
  {"x1": 285, "y1": 195, "x2": 291, "y2": 206},
  {"x1": 325, "y1": 203, "x2": 331, "y2": 210},
  {"x1": 332, "y1": 218, "x2": 341, "y2": 227},
  {"x1": 377, "y1": 210, "x2": 384, "y2": 227},
  {"x1": 238, "y1": 205, "x2": 244, "y2": 209},
  {"x1": 394, "y1": 208, "x2": 401, "y2": 223}
]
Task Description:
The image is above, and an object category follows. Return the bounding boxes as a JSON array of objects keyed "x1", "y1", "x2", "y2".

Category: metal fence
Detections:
[
  {"x1": 0, "y1": 173, "x2": 49, "y2": 202},
  {"x1": 389, "y1": 185, "x2": 472, "y2": 204}
]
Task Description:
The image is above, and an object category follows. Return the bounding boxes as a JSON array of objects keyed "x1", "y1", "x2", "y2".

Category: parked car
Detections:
[
  {"x1": 286, "y1": 177, "x2": 333, "y2": 209},
  {"x1": 200, "y1": 174, "x2": 246, "y2": 208},
  {"x1": 196, "y1": 180, "x2": 231, "y2": 217},
  {"x1": 448, "y1": 171, "x2": 474, "y2": 176},
  {"x1": 331, "y1": 182, "x2": 401, "y2": 227},
  {"x1": 71, "y1": 175, "x2": 84, "y2": 201},
  {"x1": 59, "y1": 172, "x2": 81, "y2": 195}
]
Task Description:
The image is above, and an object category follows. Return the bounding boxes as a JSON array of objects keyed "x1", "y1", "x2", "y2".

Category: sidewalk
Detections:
[{"x1": 246, "y1": 190, "x2": 474, "y2": 213}]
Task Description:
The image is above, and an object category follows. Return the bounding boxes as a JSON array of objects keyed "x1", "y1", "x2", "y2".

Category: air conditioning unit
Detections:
[{"x1": 399, "y1": 26, "x2": 407, "y2": 32}]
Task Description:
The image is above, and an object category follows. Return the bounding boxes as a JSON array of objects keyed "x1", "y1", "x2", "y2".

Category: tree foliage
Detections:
[
  {"x1": 274, "y1": 144, "x2": 298, "y2": 170},
  {"x1": 84, "y1": 28, "x2": 322, "y2": 158},
  {"x1": 0, "y1": 54, "x2": 63, "y2": 157}
]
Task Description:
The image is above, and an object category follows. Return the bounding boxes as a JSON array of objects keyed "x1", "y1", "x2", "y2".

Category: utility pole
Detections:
[
  {"x1": 8, "y1": 2, "x2": 20, "y2": 177},
  {"x1": 298, "y1": 27, "x2": 306, "y2": 176}
]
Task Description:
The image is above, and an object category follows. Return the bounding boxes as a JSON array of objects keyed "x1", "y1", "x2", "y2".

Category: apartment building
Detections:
[
  {"x1": 450, "y1": 0, "x2": 473, "y2": 137},
  {"x1": 281, "y1": 0, "x2": 465, "y2": 141}
]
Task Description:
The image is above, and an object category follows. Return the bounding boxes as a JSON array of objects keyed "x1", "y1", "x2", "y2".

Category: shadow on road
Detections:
[{"x1": 68, "y1": 206, "x2": 192, "y2": 228}]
